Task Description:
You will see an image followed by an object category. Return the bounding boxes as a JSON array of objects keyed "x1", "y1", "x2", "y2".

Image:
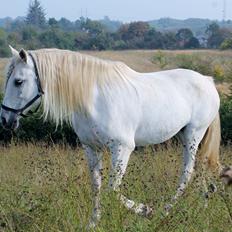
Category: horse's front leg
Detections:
[
  {"x1": 83, "y1": 145, "x2": 102, "y2": 229},
  {"x1": 108, "y1": 142, "x2": 153, "y2": 217}
]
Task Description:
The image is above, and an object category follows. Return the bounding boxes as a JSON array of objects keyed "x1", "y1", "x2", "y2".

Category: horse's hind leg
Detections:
[
  {"x1": 108, "y1": 142, "x2": 153, "y2": 217},
  {"x1": 83, "y1": 145, "x2": 103, "y2": 228},
  {"x1": 166, "y1": 125, "x2": 208, "y2": 211}
]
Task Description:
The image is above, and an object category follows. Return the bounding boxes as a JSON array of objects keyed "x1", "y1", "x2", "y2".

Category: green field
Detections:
[{"x1": 0, "y1": 50, "x2": 232, "y2": 231}]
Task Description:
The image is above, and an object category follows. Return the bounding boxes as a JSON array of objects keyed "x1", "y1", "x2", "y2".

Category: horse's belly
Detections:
[
  {"x1": 134, "y1": 125, "x2": 183, "y2": 146},
  {"x1": 134, "y1": 108, "x2": 191, "y2": 146}
]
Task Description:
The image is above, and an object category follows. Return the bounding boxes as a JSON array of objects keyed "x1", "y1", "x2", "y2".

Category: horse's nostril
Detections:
[{"x1": 1, "y1": 116, "x2": 7, "y2": 126}]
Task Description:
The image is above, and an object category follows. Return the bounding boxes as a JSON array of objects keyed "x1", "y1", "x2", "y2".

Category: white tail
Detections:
[{"x1": 199, "y1": 113, "x2": 221, "y2": 172}]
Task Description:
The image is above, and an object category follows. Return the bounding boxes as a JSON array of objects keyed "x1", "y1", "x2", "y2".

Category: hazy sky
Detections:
[{"x1": 0, "y1": 0, "x2": 231, "y2": 22}]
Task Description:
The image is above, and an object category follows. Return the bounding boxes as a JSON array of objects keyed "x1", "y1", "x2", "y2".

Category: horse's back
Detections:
[{"x1": 138, "y1": 68, "x2": 219, "y2": 110}]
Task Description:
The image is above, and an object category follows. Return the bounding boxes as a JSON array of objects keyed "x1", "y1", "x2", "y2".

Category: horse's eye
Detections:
[{"x1": 15, "y1": 79, "x2": 23, "y2": 87}]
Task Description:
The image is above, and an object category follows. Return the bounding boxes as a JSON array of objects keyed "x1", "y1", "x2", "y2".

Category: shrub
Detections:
[
  {"x1": 220, "y1": 38, "x2": 232, "y2": 50},
  {"x1": 0, "y1": 111, "x2": 78, "y2": 147},
  {"x1": 0, "y1": 29, "x2": 11, "y2": 57},
  {"x1": 176, "y1": 54, "x2": 213, "y2": 76},
  {"x1": 220, "y1": 93, "x2": 232, "y2": 144},
  {"x1": 173, "y1": 53, "x2": 229, "y2": 82},
  {"x1": 153, "y1": 50, "x2": 168, "y2": 69},
  {"x1": 213, "y1": 64, "x2": 225, "y2": 82},
  {"x1": 0, "y1": 92, "x2": 77, "y2": 146},
  {"x1": 112, "y1": 40, "x2": 128, "y2": 50}
]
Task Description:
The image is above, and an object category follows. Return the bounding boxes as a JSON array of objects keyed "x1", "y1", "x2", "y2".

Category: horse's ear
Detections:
[
  {"x1": 19, "y1": 49, "x2": 28, "y2": 63},
  {"x1": 9, "y1": 45, "x2": 19, "y2": 57}
]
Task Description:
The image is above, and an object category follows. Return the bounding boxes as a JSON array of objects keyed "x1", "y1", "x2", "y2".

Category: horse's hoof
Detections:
[
  {"x1": 145, "y1": 205, "x2": 154, "y2": 218},
  {"x1": 87, "y1": 221, "x2": 97, "y2": 231},
  {"x1": 138, "y1": 204, "x2": 154, "y2": 218},
  {"x1": 208, "y1": 183, "x2": 217, "y2": 193},
  {"x1": 87, "y1": 213, "x2": 100, "y2": 231},
  {"x1": 164, "y1": 203, "x2": 173, "y2": 215}
]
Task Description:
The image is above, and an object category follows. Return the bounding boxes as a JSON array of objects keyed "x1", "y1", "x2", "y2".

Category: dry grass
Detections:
[
  {"x1": 0, "y1": 144, "x2": 231, "y2": 231},
  {"x1": 85, "y1": 49, "x2": 232, "y2": 73}
]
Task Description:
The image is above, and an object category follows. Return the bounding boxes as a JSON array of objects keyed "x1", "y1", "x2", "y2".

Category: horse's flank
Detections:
[{"x1": 31, "y1": 49, "x2": 138, "y2": 125}]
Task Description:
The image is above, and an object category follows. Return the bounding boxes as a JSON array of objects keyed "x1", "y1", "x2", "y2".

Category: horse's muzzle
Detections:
[{"x1": 1, "y1": 110, "x2": 19, "y2": 130}]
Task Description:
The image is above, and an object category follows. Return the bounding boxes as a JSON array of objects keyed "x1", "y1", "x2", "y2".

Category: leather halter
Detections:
[{"x1": 1, "y1": 53, "x2": 44, "y2": 118}]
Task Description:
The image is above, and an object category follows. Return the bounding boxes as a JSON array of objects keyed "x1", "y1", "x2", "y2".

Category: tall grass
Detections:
[{"x1": 0, "y1": 144, "x2": 231, "y2": 231}]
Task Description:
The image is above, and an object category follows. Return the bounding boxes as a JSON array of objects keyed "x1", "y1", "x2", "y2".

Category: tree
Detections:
[
  {"x1": 39, "y1": 28, "x2": 75, "y2": 49},
  {"x1": 185, "y1": 37, "x2": 200, "y2": 49},
  {"x1": 100, "y1": 16, "x2": 122, "y2": 32},
  {"x1": 118, "y1": 24, "x2": 129, "y2": 40},
  {"x1": 206, "y1": 22, "x2": 220, "y2": 37},
  {"x1": 25, "y1": 0, "x2": 46, "y2": 28},
  {"x1": 144, "y1": 28, "x2": 164, "y2": 49},
  {"x1": 85, "y1": 32, "x2": 113, "y2": 50},
  {"x1": 58, "y1": 18, "x2": 74, "y2": 31},
  {"x1": 176, "y1": 28, "x2": 194, "y2": 48},
  {"x1": 74, "y1": 32, "x2": 91, "y2": 49},
  {"x1": 7, "y1": 32, "x2": 22, "y2": 47},
  {"x1": 81, "y1": 18, "x2": 105, "y2": 35},
  {"x1": 205, "y1": 22, "x2": 232, "y2": 48},
  {"x1": 119, "y1": 22, "x2": 149, "y2": 41},
  {"x1": 162, "y1": 32, "x2": 178, "y2": 49},
  {"x1": 21, "y1": 26, "x2": 39, "y2": 49},
  {"x1": 21, "y1": 26, "x2": 38, "y2": 41},
  {"x1": 48, "y1": 18, "x2": 58, "y2": 28}
]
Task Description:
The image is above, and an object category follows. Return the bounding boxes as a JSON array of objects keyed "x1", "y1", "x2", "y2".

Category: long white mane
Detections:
[{"x1": 30, "y1": 49, "x2": 138, "y2": 125}]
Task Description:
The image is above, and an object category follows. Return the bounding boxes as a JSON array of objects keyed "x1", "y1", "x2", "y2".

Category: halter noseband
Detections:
[{"x1": 1, "y1": 53, "x2": 44, "y2": 118}]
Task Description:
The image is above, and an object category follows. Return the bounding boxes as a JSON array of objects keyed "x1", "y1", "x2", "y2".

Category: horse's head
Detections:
[{"x1": 1, "y1": 46, "x2": 43, "y2": 130}]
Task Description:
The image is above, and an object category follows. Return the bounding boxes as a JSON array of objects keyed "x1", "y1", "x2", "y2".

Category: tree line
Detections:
[{"x1": 0, "y1": 0, "x2": 232, "y2": 57}]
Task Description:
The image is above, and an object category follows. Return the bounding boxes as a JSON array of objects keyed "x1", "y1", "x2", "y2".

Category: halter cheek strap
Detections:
[{"x1": 1, "y1": 53, "x2": 44, "y2": 118}]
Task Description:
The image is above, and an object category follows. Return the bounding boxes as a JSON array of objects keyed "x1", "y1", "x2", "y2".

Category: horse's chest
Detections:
[{"x1": 71, "y1": 114, "x2": 109, "y2": 146}]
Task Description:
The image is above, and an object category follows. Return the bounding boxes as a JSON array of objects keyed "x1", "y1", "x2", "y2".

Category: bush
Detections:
[
  {"x1": 174, "y1": 54, "x2": 229, "y2": 82},
  {"x1": 112, "y1": 40, "x2": 128, "y2": 50},
  {"x1": 220, "y1": 93, "x2": 232, "y2": 144},
  {"x1": 153, "y1": 50, "x2": 168, "y2": 69},
  {"x1": 176, "y1": 54, "x2": 213, "y2": 76},
  {"x1": 0, "y1": 29, "x2": 11, "y2": 57},
  {"x1": 213, "y1": 64, "x2": 224, "y2": 82},
  {"x1": 0, "y1": 92, "x2": 77, "y2": 146},
  {"x1": 220, "y1": 38, "x2": 232, "y2": 50},
  {"x1": 38, "y1": 29, "x2": 75, "y2": 50},
  {"x1": 0, "y1": 111, "x2": 78, "y2": 147},
  {"x1": 0, "y1": 47, "x2": 11, "y2": 57}
]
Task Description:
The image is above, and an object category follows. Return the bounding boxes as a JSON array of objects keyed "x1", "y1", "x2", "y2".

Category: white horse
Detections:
[{"x1": 1, "y1": 47, "x2": 221, "y2": 228}]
